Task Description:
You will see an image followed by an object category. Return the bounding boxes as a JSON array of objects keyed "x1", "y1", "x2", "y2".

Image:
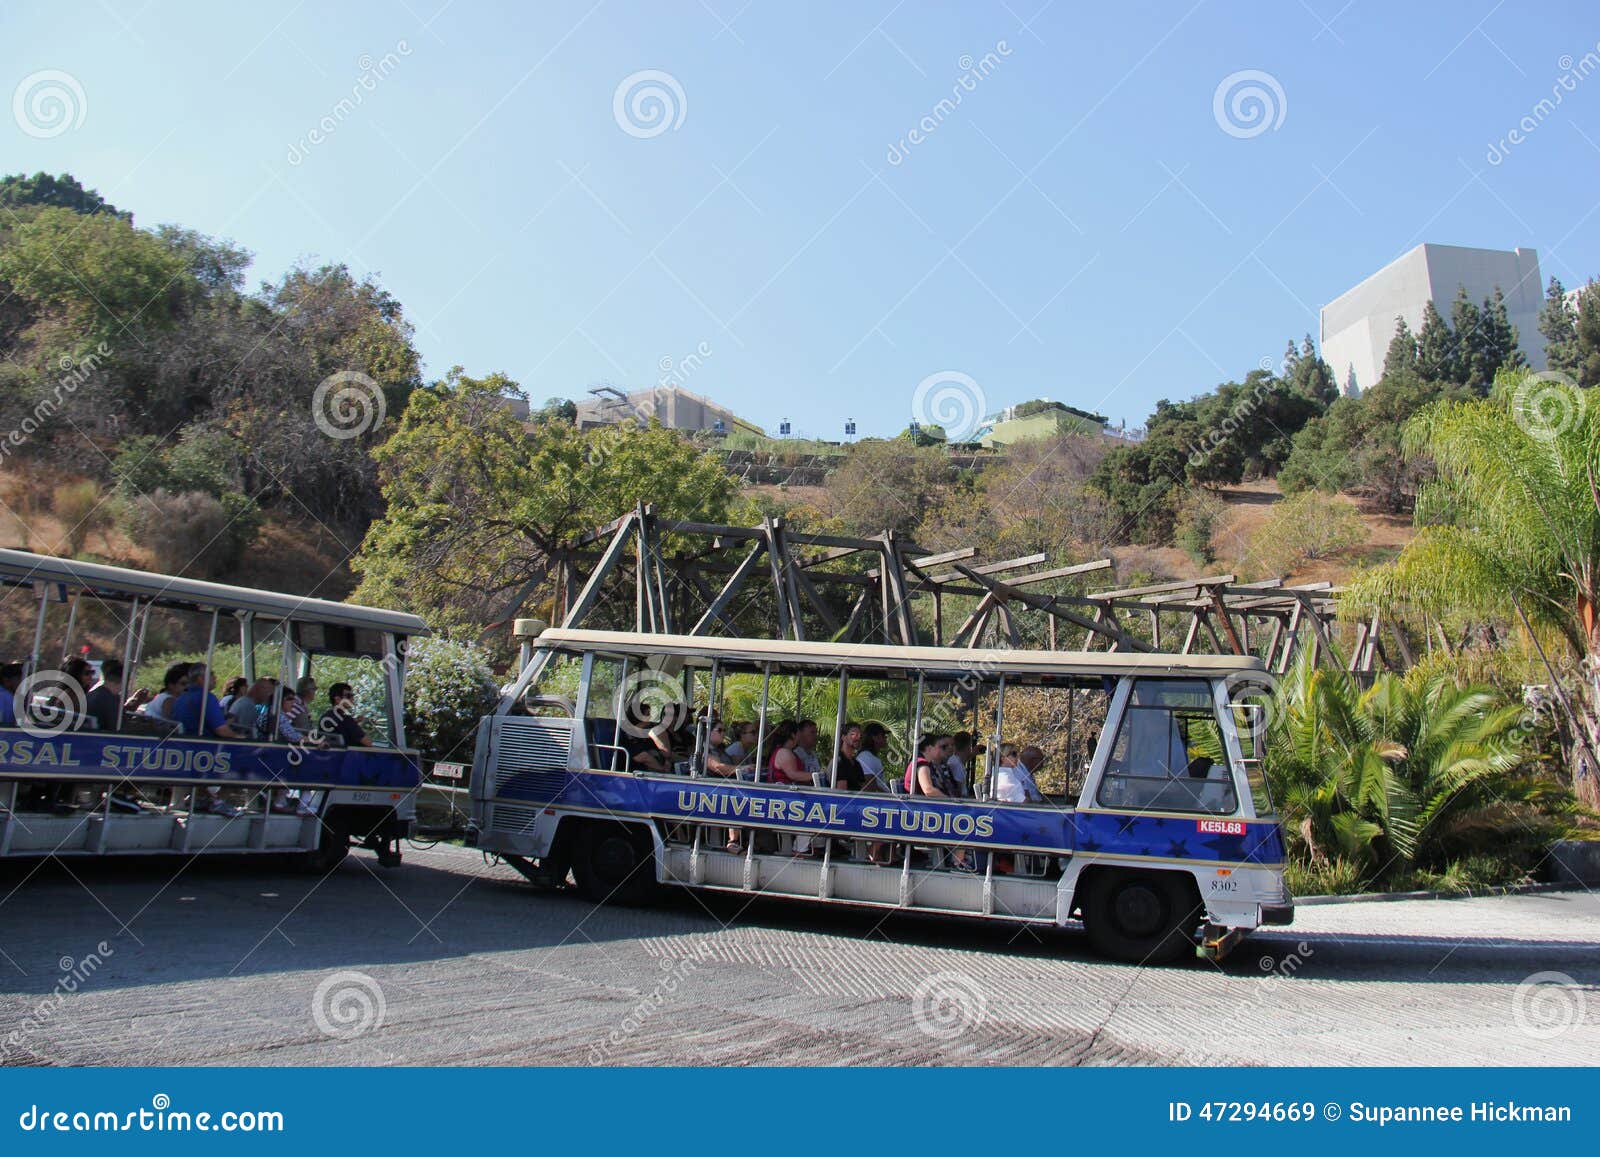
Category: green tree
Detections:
[
  {"x1": 1346, "y1": 367, "x2": 1600, "y2": 807},
  {"x1": 1539, "y1": 276, "x2": 1579, "y2": 378},
  {"x1": 1382, "y1": 316, "x2": 1418, "y2": 380},
  {"x1": 0, "y1": 172, "x2": 128, "y2": 220},
  {"x1": 353, "y1": 369, "x2": 746, "y2": 626},
  {"x1": 1415, "y1": 299, "x2": 1458, "y2": 384},
  {"x1": 822, "y1": 437, "x2": 953, "y2": 538},
  {"x1": 1573, "y1": 282, "x2": 1600, "y2": 387}
]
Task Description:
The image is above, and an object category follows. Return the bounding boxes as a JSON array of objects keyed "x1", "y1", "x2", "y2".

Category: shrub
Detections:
[
  {"x1": 52, "y1": 479, "x2": 105, "y2": 555},
  {"x1": 1245, "y1": 490, "x2": 1366, "y2": 575},
  {"x1": 390, "y1": 637, "x2": 499, "y2": 764},
  {"x1": 114, "y1": 488, "x2": 262, "y2": 578}
]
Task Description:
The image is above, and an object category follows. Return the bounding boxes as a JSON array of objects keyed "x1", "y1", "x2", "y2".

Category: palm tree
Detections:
[
  {"x1": 1345, "y1": 368, "x2": 1600, "y2": 807},
  {"x1": 1265, "y1": 652, "x2": 1567, "y2": 883}
]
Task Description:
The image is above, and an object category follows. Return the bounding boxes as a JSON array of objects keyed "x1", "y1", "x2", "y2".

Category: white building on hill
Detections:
[{"x1": 1319, "y1": 243, "x2": 1546, "y2": 394}]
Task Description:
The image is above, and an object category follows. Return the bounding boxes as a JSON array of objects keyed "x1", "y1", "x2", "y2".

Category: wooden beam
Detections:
[
  {"x1": 1089, "y1": 574, "x2": 1236, "y2": 600},
  {"x1": 689, "y1": 542, "x2": 767, "y2": 635}
]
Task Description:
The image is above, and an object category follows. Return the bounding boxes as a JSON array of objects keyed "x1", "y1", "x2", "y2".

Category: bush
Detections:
[
  {"x1": 1174, "y1": 490, "x2": 1226, "y2": 566},
  {"x1": 52, "y1": 479, "x2": 104, "y2": 555},
  {"x1": 114, "y1": 488, "x2": 262, "y2": 578},
  {"x1": 1244, "y1": 490, "x2": 1366, "y2": 575},
  {"x1": 391, "y1": 637, "x2": 498, "y2": 764}
]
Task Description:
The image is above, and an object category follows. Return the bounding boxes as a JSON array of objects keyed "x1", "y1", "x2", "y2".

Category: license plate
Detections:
[{"x1": 1196, "y1": 819, "x2": 1246, "y2": 835}]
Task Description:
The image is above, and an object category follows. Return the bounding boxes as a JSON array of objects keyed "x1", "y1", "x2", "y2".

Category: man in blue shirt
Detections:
[
  {"x1": 170, "y1": 665, "x2": 244, "y2": 739},
  {"x1": 0, "y1": 662, "x2": 21, "y2": 726}
]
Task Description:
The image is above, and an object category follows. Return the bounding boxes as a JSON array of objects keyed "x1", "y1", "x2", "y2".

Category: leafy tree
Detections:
[
  {"x1": 536, "y1": 396, "x2": 577, "y2": 423},
  {"x1": 1281, "y1": 334, "x2": 1337, "y2": 406},
  {"x1": 1573, "y1": 282, "x2": 1600, "y2": 387},
  {"x1": 1345, "y1": 367, "x2": 1600, "y2": 806},
  {"x1": 1414, "y1": 299, "x2": 1458, "y2": 383},
  {"x1": 353, "y1": 369, "x2": 746, "y2": 626},
  {"x1": 1539, "y1": 276, "x2": 1579, "y2": 378},
  {"x1": 822, "y1": 438, "x2": 954, "y2": 538},
  {"x1": 0, "y1": 206, "x2": 191, "y2": 354},
  {"x1": 1382, "y1": 316, "x2": 1418, "y2": 380},
  {"x1": 0, "y1": 172, "x2": 128, "y2": 220}
]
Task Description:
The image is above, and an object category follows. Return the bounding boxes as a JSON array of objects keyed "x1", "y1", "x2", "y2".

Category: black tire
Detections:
[
  {"x1": 1082, "y1": 869, "x2": 1201, "y2": 964},
  {"x1": 302, "y1": 813, "x2": 350, "y2": 873},
  {"x1": 573, "y1": 822, "x2": 658, "y2": 906}
]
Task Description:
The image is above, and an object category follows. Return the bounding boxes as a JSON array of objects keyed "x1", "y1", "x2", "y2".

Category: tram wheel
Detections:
[
  {"x1": 302, "y1": 814, "x2": 350, "y2": 873},
  {"x1": 573, "y1": 822, "x2": 658, "y2": 906},
  {"x1": 1082, "y1": 869, "x2": 1201, "y2": 965}
]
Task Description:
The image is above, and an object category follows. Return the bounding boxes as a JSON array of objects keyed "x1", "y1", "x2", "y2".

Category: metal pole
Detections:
[
  {"x1": 114, "y1": 597, "x2": 140, "y2": 731},
  {"x1": 27, "y1": 584, "x2": 49, "y2": 676},
  {"x1": 60, "y1": 591, "x2": 81, "y2": 663},
  {"x1": 829, "y1": 668, "x2": 848, "y2": 788}
]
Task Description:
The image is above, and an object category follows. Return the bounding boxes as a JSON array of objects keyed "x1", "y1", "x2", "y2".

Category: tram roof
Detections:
[
  {"x1": 0, "y1": 548, "x2": 429, "y2": 635},
  {"x1": 536, "y1": 628, "x2": 1265, "y2": 679}
]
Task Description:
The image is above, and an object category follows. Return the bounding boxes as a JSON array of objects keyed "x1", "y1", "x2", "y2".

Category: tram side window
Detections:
[{"x1": 1096, "y1": 680, "x2": 1237, "y2": 815}]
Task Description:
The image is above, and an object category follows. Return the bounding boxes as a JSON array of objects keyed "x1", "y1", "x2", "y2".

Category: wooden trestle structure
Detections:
[{"x1": 538, "y1": 506, "x2": 1405, "y2": 674}]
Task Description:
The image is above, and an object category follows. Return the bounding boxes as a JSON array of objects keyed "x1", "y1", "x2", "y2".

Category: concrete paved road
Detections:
[{"x1": 1, "y1": 844, "x2": 1596, "y2": 1066}]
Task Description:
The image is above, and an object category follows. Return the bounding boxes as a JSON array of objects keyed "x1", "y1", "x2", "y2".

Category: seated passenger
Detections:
[
  {"x1": 764, "y1": 721, "x2": 807, "y2": 784},
  {"x1": 830, "y1": 721, "x2": 869, "y2": 790},
  {"x1": 0, "y1": 662, "x2": 22, "y2": 726},
  {"x1": 701, "y1": 720, "x2": 739, "y2": 776},
  {"x1": 228, "y1": 677, "x2": 276, "y2": 739},
  {"x1": 219, "y1": 676, "x2": 248, "y2": 714},
  {"x1": 910, "y1": 734, "x2": 959, "y2": 797},
  {"x1": 170, "y1": 665, "x2": 244, "y2": 739},
  {"x1": 318, "y1": 682, "x2": 373, "y2": 748},
  {"x1": 723, "y1": 722, "x2": 758, "y2": 765},
  {"x1": 856, "y1": 722, "x2": 889, "y2": 789},
  {"x1": 990, "y1": 743, "x2": 1044, "y2": 803},
  {"x1": 276, "y1": 691, "x2": 323, "y2": 746},
  {"x1": 794, "y1": 719, "x2": 821, "y2": 779},
  {"x1": 947, "y1": 731, "x2": 980, "y2": 798},
  {"x1": 142, "y1": 663, "x2": 192, "y2": 722},
  {"x1": 290, "y1": 676, "x2": 318, "y2": 733},
  {"x1": 84, "y1": 659, "x2": 149, "y2": 731}
]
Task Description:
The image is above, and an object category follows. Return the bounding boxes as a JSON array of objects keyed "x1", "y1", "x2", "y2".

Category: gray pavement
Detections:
[{"x1": 1, "y1": 843, "x2": 1596, "y2": 1066}]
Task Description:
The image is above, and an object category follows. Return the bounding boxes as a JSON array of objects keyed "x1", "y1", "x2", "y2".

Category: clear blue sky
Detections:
[{"x1": 6, "y1": 1, "x2": 1598, "y2": 437}]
